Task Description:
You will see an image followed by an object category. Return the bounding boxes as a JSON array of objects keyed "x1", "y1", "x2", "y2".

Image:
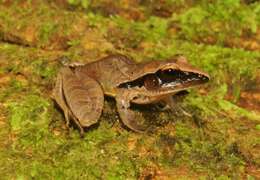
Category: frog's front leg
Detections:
[
  {"x1": 116, "y1": 89, "x2": 148, "y2": 133},
  {"x1": 161, "y1": 91, "x2": 191, "y2": 117}
]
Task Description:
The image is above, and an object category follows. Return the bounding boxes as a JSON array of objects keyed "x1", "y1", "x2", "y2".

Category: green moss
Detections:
[
  {"x1": 67, "y1": 0, "x2": 90, "y2": 9},
  {"x1": 172, "y1": 0, "x2": 259, "y2": 43},
  {"x1": 30, "y1": 59, "x2": 56, "y2": 79},
  {"x1": 255, "y1": 124, "x2": 260, "y2": 130},
  {"x1": 111, "y1": 16, "x2": 168, "y2": 45},
  {"x1": 38, "y1": 22, "x2": 58, "y2": 43},
  {"x1": 0, "y1": 78, "x2": 24, "y2": 101},
  {"x1": 1, "y1": 37, "x2": 258, "y2": 179},
  {"x1": 0, "y1": 1, "x2": 259, "y2": 179},
  {"x1": 6, "y1": 95, "x2": 50, "y2": 131}
]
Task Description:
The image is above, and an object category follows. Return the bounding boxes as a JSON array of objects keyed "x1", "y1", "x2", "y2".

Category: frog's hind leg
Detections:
[
  {"x1": 51, "y1": 69, "x2": 71, "y2": 127},
  {"x1": 61, "y1": 67, "x2": 104, "y2": 130}
]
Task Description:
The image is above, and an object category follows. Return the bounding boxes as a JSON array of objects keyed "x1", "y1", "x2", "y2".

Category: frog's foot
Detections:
[
  {"x1": 154, "y1": 101, "x2": 171, "y2": 111},
  {"x1": 171, "y1": 105, "x2": 192, "y2": 117},
  {"x1": 162, "y1": 94, "x2": 192, "y2": 117},
  {"x1": 59, "y1": 67, "x2": 104, "y2": 132},
  {"x1": 116, "y1": 91, "x2": 148, "y2": 133}
]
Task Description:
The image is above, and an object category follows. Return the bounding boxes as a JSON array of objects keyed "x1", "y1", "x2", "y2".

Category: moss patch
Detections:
[{"x1": 0, "y1": 0, "x2": 259, "y2": 179}]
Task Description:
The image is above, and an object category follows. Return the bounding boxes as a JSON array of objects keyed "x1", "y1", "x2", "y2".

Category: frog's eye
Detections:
[{"x1": 144, "y1": 74, "x2": 161, "y2": 90}]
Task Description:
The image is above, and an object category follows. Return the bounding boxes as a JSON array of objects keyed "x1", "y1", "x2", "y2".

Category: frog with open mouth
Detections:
[{"x1": 52, "y1": 54, "x2": 209, "y2": 135}]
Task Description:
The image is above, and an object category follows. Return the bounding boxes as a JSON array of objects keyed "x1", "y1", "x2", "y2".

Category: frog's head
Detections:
[{"x1": 118, "y1": 55, "x2": 210, "y2": 96}]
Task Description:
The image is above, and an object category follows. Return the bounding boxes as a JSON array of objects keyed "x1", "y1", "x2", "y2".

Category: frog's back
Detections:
[{"x1": 76, "y1": 54, "x2": 136, "y2": 96}]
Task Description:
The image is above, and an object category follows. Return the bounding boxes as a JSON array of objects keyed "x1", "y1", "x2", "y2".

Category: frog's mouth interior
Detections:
[{"x1": 118, "y1": 69, "x2": 209, "y2": 91}]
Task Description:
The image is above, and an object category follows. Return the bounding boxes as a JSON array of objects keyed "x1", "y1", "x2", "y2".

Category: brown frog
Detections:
[{"x1": 52, "y1": 54, "x2": 209, "y2": 135}]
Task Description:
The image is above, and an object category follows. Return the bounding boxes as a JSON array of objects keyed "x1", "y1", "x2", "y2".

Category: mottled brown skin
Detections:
[{"x1": 52, "y1": 54, "x2": 209, "y2": 134}]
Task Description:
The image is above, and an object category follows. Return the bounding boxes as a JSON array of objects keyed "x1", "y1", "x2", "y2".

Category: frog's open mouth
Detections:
[{"x1": 119, "y1": 68, "x2": 209, "y2": 91}]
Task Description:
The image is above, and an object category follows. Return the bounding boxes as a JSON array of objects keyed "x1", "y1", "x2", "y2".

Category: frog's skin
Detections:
[{"x1": 52, "y1": 54, "x2": 209, "y2": 134}]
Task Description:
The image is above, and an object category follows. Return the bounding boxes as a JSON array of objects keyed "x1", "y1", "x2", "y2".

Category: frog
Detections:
[{"x1": 52, "y1": 54, "x2": 209, "y2": 135}]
